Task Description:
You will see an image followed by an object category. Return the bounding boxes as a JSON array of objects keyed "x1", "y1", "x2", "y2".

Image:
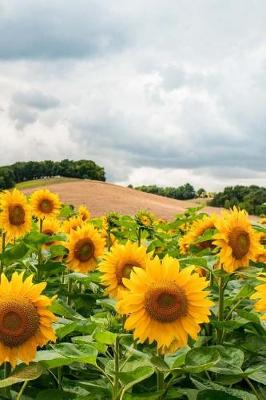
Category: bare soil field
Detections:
[{"x1": 23, "y1": 179, "x2": 227, "y2": 220}]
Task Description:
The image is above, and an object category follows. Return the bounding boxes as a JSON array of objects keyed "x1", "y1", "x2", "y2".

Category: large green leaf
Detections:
[
  {"x1": 36, "y1": 343, "x2": 97, "y2": 368},
  {"x1": 208, "y1": 346, "x2": 244, "y2": 375},
  {"x1": 0, "y1": 242, "x2": 29, "y2": 264},
  {"x1": 184, "y1": 347, "x2": 220, "y2": 373},
  {"x1": 0, "y1": 363, "x2": 44, "y2": 388},
  {"x1": 119, "y1": 366, "x2": 154, "y2": 393}
]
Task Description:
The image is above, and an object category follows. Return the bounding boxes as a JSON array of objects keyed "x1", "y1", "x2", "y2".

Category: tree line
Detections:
[
  {"x1": 209, "y1": 185, "x2": 266, "y2": 216},
  {"x1": 131, "y1": 183, "x2": 197, "y2": 200},
  {"x1": 0, "y1": 159, "x2": 105, "y2": 189}
]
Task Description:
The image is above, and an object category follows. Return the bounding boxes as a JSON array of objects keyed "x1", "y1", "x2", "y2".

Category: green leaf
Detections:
[
  {"x1": 197, "y1": 390, "x2": 240, "y2": 400},
  {"x1": 36, "y1": 390, "x2": 75, "y2": 400},
  {"x1": 94, "y1": 330, "x2": 117, "y2": 345},
  {"x1": 191, "y1": 377, "x2": 257, "y2": 400},
  {"x1": 119, "y1": 366, "x2": 154, "y2": 393},
  {"x1": 0, "y1": 363, "x2": 44, "y2": 388},
  {"x1": 24, "y1": 231, "x2": 50, "y2": 246},
  {"x1": 184, "y1": 347, "x2": 220, "y2": 373},
  {"x1": 50, "y1": 299, "x2": 84, "y2": 320},
  {"x1": 52, "y1": 343, "x2": 98, "y2": 365}
]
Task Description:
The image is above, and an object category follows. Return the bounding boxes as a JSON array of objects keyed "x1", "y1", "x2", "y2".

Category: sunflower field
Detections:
[{"x1": 0, "y1": 188, "x2": 266, "y2": 400}]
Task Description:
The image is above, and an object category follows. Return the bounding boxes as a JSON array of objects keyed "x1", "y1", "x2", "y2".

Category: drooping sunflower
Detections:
[
  {"x1": 256, "y1": 232, "x2": 266, "y2": 263},
  {"x1": 0, "y1": 189, "x2": 32, "y2": 239},
  {"x1": 31, "y1": 189, "x2": 61, "y2": 219},
  {"x1": 251, "y1": 274, "x2": 266, "y2": 320},
  {"x1": 42, "y1": 218, "x2": 61, "y2": 247},
  {"x1": 117, "y1": 256, "x2": 213, "y2": 352},
  {"x1": 99, "y1": 242, "x2": 150, "y2": 298},
  {"x1": 213, "y1": 207, "x2": 261, "y2": 272},
  {"x1": 0, "y1": 272, "x2": 56, "y2": 367},
  {"x1": 179, "y1": 215, "x2": 216, "y2": 255},
  {"x1": 66, "y1": 225, "x2": 105, "y2": 273},
  {"x1": 78, "y1": 205, "x2": 91, "y2": 222},
  {"x1": 63, "y1": 216, "x2": 83, "y2": 234}
]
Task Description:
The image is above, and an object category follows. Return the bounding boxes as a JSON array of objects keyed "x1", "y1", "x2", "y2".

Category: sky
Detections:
[{"x1": 0, "y1": 0, "x2": 265, "y2": 191}]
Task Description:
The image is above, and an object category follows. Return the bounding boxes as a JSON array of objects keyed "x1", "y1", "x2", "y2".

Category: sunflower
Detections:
[
  {"x1": 0, "y1": 189, "x2": 32, "y2": 239},
  {"x1": 117, "y1": 256, "x2": 212, "y2": 352},
  {"x1": 31, "y1": 189, "x2": 61, "y2": 219},
  {"x1": 78, "y1": 205, "x2": 91, "y2": 222},
  {"x1": 179, "y1": 215, "x2": 216, "y2": 255},
  {"x1": 213, "y1": 207, "x2": 261, "y2": 272},
  {"x1": 42, "y1": 218, "x2": 61, "y2": 247},
  {"x1": 99, "y1": 242, "x2": 150, "y2": 298},
  {"x1": 135, "y1": 210, "x2": 154, "y2": 228},
  {"x1": 251, "y1": 274, "x2": 266, "y2": 320},
  {"x1": 0, "y1": 272, "x2": 56, "y2": 367},
  {"x1": 259, "y1": 217, "x2": 266, "y2": 225},
  {"x1": 63, "y1": 216, "x2": 83, "y2": 234},
  {"x1": 66, "y1": 225, "x2": 105, "y2": 273}
]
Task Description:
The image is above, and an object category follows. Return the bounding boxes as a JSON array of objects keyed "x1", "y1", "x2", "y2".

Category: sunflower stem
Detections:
[
  {"x1": 67, "y1": 276, "x2": 72, "y2": 305},
  {"x1": 112, "y1": 335, "x2": 120, "y2": 400},
  {"x1": 137, "y1": 227, "x2": 142, "y2": 247},
  {"x1": 40, "y1": 218, "x2": 43, "y2": 233},
  {"x1": 107, "y1": 228, "x2": 112, "y2": 251},
  {"x1": 16, "y1": 380, "x2": 28, "y2": 400},
  {"x1": 4, "y1": 362, "x2": 11, "y2": 399},
  {"x1": 245, "y1": 377, "x2": 263, "y2": 400},
  {"x1": 0, "y1": 231, "x2": 6, "y2": 275},
  {"x1": 217, "y1": 276, "x2": 225, "y2": 344}
]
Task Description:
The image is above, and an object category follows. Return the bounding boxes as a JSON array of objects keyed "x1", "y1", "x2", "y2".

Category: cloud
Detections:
[
  {"x1": 0, "y1": 1, "x2": 265, "y2": 190},
  {"x1": 9, "y1": 89, "x2": 60, "y2": 128}
]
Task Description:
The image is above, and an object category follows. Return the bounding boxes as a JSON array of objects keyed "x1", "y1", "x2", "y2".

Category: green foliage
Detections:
[
  {"x1": 210, "y1": 185, "x2": 266, "y2": 216},
  {"x1": 0, "y1": 159, "x2": 106, "y2": 189}
]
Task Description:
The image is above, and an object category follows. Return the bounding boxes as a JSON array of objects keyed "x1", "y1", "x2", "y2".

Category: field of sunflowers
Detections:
[{"x1": 0, "y1": 188, "x2": 265, "y2": 400}]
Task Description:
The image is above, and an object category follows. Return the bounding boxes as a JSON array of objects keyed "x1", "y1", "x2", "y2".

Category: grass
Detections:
[{"x1": 16, "y1": 177, "x2": 80, "y2": 190}]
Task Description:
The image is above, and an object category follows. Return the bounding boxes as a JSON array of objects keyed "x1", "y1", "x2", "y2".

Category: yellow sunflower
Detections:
[
  {"x1": 213, "y1": 207, "x2": 261, "y2": 272},
  {"x1": 0, "y1": 189, "x2": 32, "y2": 239},
  {"x1": 78, "y1": 205, "x2": 91, "y2": 221},
  {"x1": 135, "y1": 210, "x2": 154, "y2": 228},
  {"x1": 251, "y1": 274, "x2": 266, "y2": 320},
  {"x1": 63, "y1": 216, "x2": 83, "y2": 234},
  {"x1": 99, "y1": 242, "x2": 150, "y2": 299},
  {"x1": 66, "y1": 225, "x2": 105, "y2": 273},
  {"x1": 31, "y1": 189, "x2": 61, "y2": 219},
  {"x1": 0, "y1": 272, "x2": 56, "y2": 367},
  {"x1": 179, "y1": 215, "x2": 216, "y2": 255},
  {"x1": 259, "y1": 217, "x2": 266, "y2": 225},
  {"x1": 117, "y1": 255, "x2": 212, "y2": 352}
]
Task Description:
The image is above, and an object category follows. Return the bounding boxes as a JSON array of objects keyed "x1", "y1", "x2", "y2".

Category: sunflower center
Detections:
[
  {"x1": 0, "y1": 300, "x2": 39, "y2": 347},
  {"x1": 144, "y1": 283, "x2": 188, "y2": 323},
  {"x1": 229, "y1": 228, "x2": 250, "y2": 260},
  {"x1": 39, "y1": 199, "x2": 53, "y2": 214},
  {"x1": 74, "y1": 239, "x2": 95, "y2": 262},
  {"x1": 8, "y1": 204, "x2": 25, "y2": 226},
  {"x1": 116, "y1": 263, "x2": 140, "y2": 285}
]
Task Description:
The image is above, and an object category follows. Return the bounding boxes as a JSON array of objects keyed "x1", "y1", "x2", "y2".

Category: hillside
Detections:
[{"x1": 22, "y1": 179, "x2": 224, "y2": 219}]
